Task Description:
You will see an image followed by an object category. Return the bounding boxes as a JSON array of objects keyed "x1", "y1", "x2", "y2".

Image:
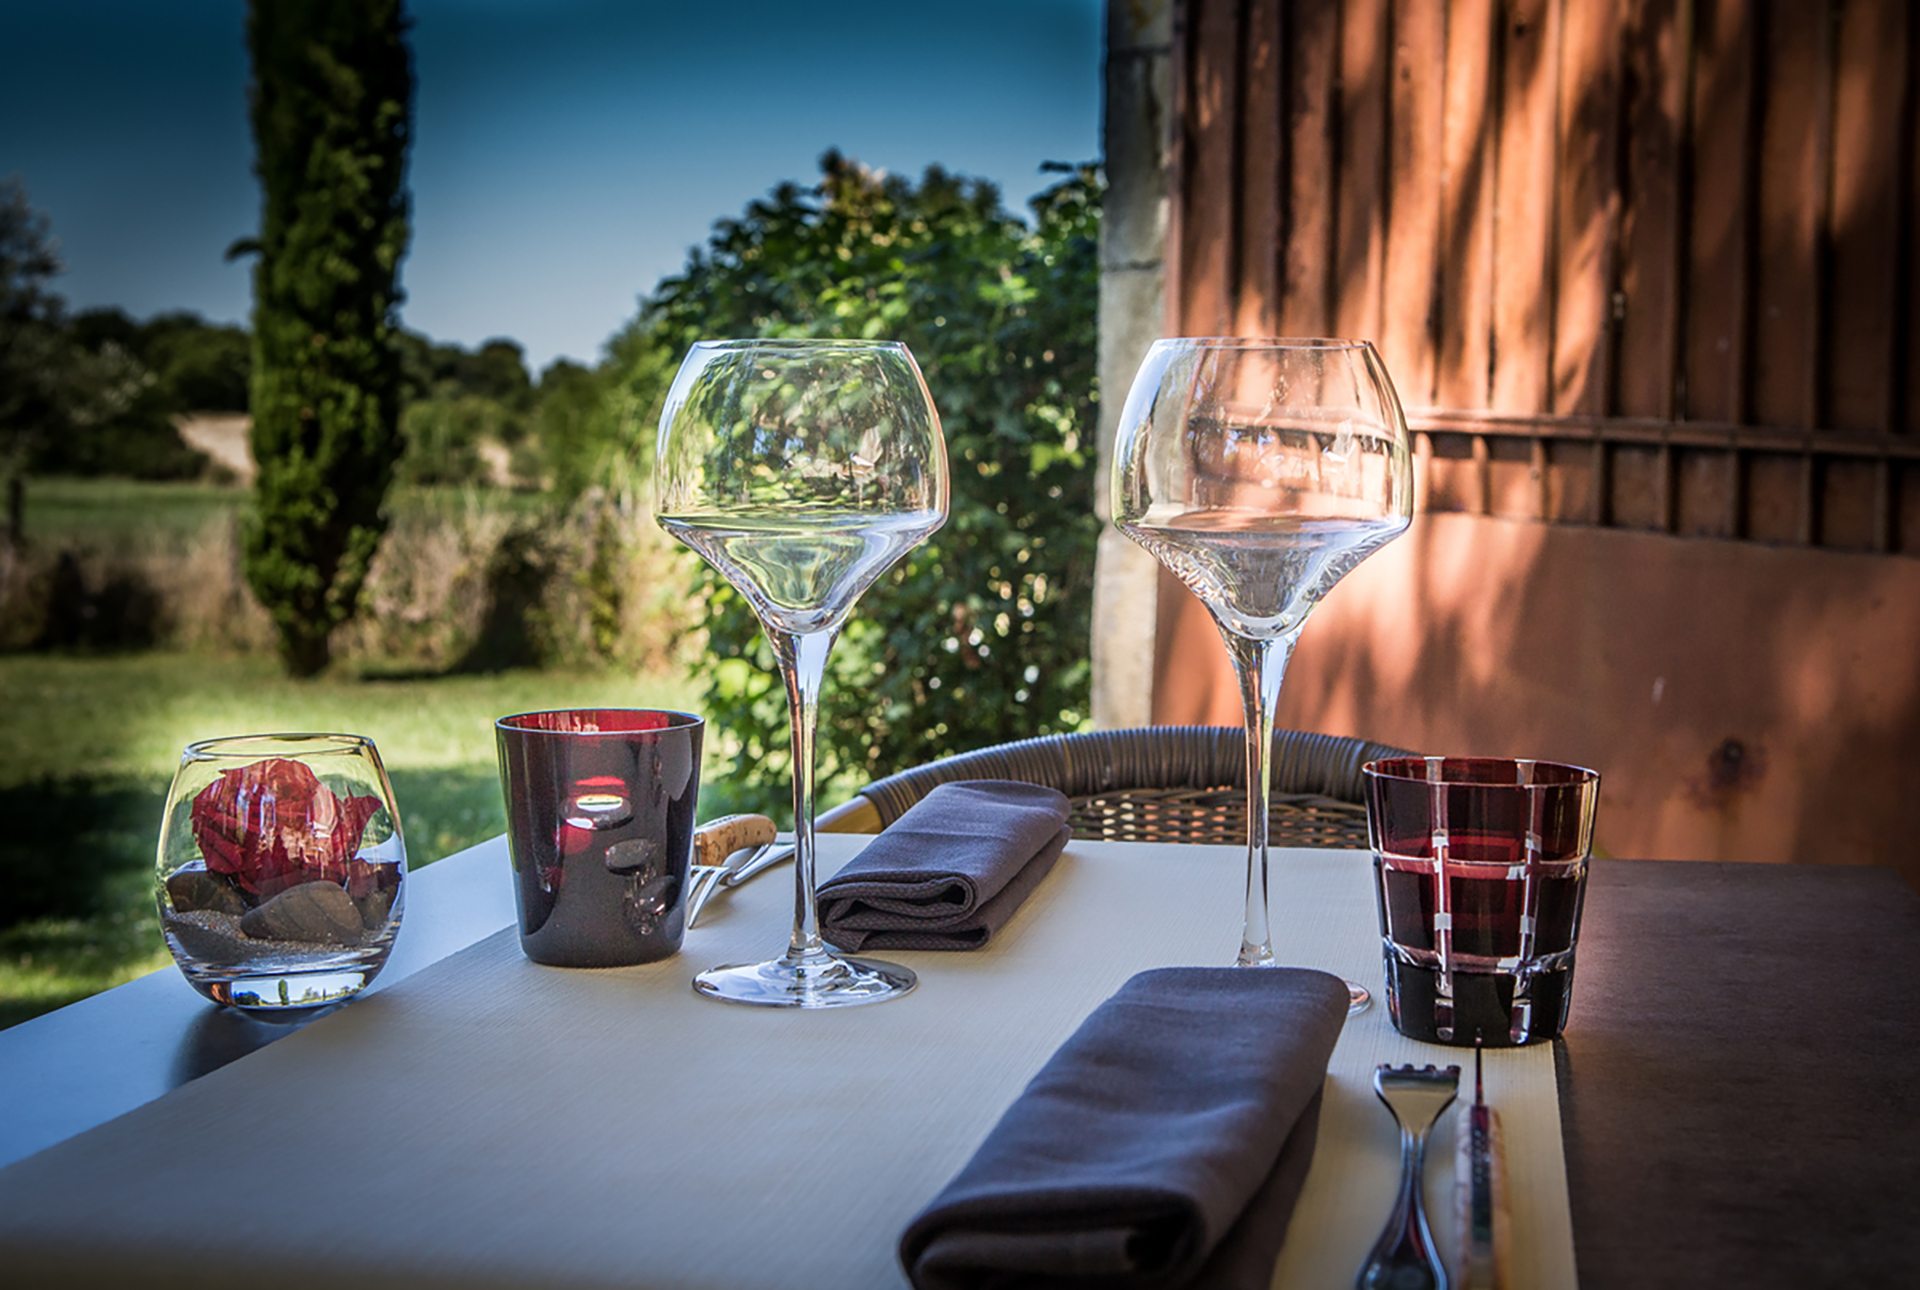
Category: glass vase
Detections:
[{"x1": 156, "y1": 733, "x2": 406, "y2": 1010}]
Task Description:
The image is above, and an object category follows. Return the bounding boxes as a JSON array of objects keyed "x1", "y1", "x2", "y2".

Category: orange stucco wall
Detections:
[{"x1": 1152, "y1": 512, "x2": 1920, "y2": 884}]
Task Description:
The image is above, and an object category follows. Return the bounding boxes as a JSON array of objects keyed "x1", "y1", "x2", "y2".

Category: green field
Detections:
[
  {"x1": 23, "y1": 477, "x2": 244, "y2": 543},
  {"x1": 22, "y1": 476, "x2": 548, "y2": 547},
  {"x1": 0, "y1": 651, "x2": 697, "y2": 1028}
]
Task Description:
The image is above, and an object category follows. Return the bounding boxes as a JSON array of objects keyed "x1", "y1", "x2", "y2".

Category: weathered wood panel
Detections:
[
  {"x1": 1552, "y1": 0, "x2": 1619, "y2": 417},
  {"x1": 1173, "y1": 0, "x2": 1241, "y2": 336},
  {"x1": 1827, "y1": 0, "x2": 1908, "y2": 436},
  {"x1": 1166, "y1": 0, "x2": 1917, "y2": 556},
  {"x1": 1378, "y1": 0, "x2": 1445, "y2": 404},
  {"x1": 1234, "y1": 0, "x2": 1280, "y2": 336},
  {"x1": 1278, "y1": 0, "x2": 1340, "y2": 336},
  {"x1": 1490, "y1": 0, "x2": 1558, "y2": 414},
  {"x1": 1333, "y1": 0, "x2": 1388, "y2": 345},
  {"x1": 1749, "y1": 0, "x2": 1830, "y2": 431},
  {"x1": 1613, "y1": 0, "x2": 1684, "y2": 421},
  {"x1": 1437, "y1": 0, "x2": 1498, "y2": 411},
  {"x1": 1682, "y1": 0, "x2": 1756, "y2": 425}
]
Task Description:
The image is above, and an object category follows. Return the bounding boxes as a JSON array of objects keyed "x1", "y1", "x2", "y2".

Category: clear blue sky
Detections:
[{"x1": 1, "y1": 0, "x2": 1102, "y2": 372}]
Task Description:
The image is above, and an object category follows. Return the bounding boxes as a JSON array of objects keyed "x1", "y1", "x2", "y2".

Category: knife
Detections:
[{"x1": 1456, "y1": 1042, "x2": 1509, "y2": 1290}]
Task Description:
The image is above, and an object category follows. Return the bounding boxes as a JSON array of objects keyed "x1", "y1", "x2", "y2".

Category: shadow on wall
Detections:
[{"x1": 1152, "y1": 511, "x2": 1920, "y2": 885}]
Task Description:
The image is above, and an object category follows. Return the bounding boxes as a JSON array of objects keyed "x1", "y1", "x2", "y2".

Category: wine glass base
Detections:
[
  {"x1": 1239, "y1": 956, "x2": 1372, "y2": 1016},
  {"x1": 692, "y1": 951, "x2": 917, "y2": 1009}
]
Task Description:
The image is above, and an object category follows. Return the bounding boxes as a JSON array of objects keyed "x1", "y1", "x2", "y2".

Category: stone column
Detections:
[{"x1": 1092, "y1": 0, "x2": 1172, "y2": 729}]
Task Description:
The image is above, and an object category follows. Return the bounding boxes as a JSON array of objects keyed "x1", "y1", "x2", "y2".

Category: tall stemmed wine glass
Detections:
[
  {"x1": 1112, "y1": 338, "x2": 1413, "y2": 1011},
  {"x1": 656, "y1": 338, "x2": 948, "y2": 1008}
]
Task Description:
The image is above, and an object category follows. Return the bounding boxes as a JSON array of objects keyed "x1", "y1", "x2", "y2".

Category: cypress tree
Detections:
[{"x1": 241, "y1": 0, "x2": 413, "y2": 675}]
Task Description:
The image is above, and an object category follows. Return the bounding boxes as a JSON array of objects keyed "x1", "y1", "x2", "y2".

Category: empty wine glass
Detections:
[
  {"x1": 656, "y1": 338, "x2": 948, "y2": 1008},
  {"x1": 1112, "y1": 338, "x2": 1413, "y2": 1011}
]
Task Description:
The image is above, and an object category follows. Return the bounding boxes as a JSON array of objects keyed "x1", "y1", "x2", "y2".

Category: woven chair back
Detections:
[{"x1": 855, "y1": 726, "x2": 1413, "y2": 849}]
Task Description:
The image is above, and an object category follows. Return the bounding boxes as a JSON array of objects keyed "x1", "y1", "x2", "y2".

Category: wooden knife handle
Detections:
[
  {"x1": 1456, "y1": 1103, "x2": 1509, "y2": 1290},
  {"x1": 692, "y1": 813, "x2": 778, "y2": 869}
]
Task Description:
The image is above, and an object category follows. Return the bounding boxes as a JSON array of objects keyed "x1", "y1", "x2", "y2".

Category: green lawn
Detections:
[
  {"x1": 21, "y1": 476, "x2": 548, "y2": 548},
  {"x1": 0, "y1": 651, "x2": 698, "y2": 1028},
  {"x1": 23, "y1": 477, "x2": 244, "y2": 545}
]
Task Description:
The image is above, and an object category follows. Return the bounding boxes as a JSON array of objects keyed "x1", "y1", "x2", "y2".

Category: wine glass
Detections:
[
  {"x1": 655, "y1": 338, "x2": 949, "y2": 1008},
  {"x1": 1111, "y1": 338, "x2": 1413, "y2": 1011}
]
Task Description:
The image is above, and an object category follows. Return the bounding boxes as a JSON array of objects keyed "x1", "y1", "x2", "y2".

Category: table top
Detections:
[
  {"x1": 1558, "y1": 858, "x2": 1920, "y2": 1287},
  {"x1": 1, "y1": 842, "x2": 1914, "y2": 1286},
  {"x1": 0, "y1": 839, "x2": 1575, "y2": 1289}
]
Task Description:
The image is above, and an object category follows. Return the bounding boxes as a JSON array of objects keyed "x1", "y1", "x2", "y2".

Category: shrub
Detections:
[
  {"x1": 599, "y1": 155, "x2": 1102, "y2": 815},
  {"x1": 398, "y1": 395, "x2": 509, "y2": 487},
  {"x1": 0, "y1": 485, "x2": 691, "y2": 677}
]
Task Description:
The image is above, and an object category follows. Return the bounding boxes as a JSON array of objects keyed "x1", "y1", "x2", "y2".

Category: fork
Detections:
[{"x1": 1358, "y1": 1063, "x2": 1460, "y2": 1290}]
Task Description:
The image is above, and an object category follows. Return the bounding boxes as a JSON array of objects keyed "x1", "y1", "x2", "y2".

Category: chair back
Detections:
[{"x1": 844, "y1": 726, "x2": 1413, "y2": 849}]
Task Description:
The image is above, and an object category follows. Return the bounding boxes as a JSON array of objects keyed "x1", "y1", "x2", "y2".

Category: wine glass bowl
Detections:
[
  {"x1": 1112, "y1": 338, "x2": 1412, "y2": 1005},
  {"x1": 656, "y1": 338, "x2": 948, "y2": 1008}
]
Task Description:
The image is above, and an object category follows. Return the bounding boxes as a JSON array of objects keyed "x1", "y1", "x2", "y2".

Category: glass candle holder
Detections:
[{"x1": 156, "y1": 733, "x2": 407, "y2": 1010}]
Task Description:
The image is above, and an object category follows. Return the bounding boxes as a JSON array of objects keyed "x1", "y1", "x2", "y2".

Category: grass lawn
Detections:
[
  {"x1": 21, "y1": 476, "x2": 549, "y2": 549},
  {"x1": 0, "y1": 650, "x2": 698, "y2": 1029},
  {"x1": 23, "y1": 478, "x2": 243, "y2": 544}
]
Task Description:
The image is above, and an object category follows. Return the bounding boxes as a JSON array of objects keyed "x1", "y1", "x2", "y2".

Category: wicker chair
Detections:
[{"x1": 818, "y1": 726, "x2": 1413, "y2": 849}]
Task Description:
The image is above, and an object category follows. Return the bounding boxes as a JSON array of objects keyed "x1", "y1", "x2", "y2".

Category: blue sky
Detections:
[{"x1": 1, "y1": 0, "x2": 1102, "y2": 371}]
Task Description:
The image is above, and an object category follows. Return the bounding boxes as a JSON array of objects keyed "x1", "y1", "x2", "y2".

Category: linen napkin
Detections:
[
  {"x1": 816, "y1": 780, "x2": 1072, "y2": 951},
  {"x1": 899, "y1": 966, "x2": 1350, "y2": 1290}
]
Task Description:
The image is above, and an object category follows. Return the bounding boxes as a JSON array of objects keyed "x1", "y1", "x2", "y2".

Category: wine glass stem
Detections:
[
  {"x1": 770, "y1": 626, "x2": 835, "y2": 963},
  {"x1": 1222, "y1": 628, "x2": 1299, "y2": 967}
]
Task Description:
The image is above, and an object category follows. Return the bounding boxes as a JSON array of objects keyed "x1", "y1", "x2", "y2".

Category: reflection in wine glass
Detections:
[
  {"x1": 1112, "y1": 338, "x2": 1413, "y2": 1011},
  {"x1": 656, "y1": 338, "x2": 948, "y2": 1008}
]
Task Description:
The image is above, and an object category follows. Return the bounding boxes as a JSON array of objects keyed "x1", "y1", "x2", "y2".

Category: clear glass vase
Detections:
[{"x1": 156, "y1": 733, "x2": 407, "y2": 1010}]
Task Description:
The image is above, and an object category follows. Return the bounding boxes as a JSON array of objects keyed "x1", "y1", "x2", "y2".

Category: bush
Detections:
[
  {"x1": 598, "y1": 155, "x2": 1102, "y2": 815},
  {"x1": 398, "y1": 395, "x2": 510, "y2": 487},
  {"x1": 0, "y1": 487, "x2": 689, "y2": 682},
  {"x1": 27, "y1": 342, "x2": 207, "y2": 481}
]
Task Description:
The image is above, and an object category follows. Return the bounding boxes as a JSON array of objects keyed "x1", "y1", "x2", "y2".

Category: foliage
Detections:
[
  {"x1": 0, "y1": 182, "x2": 200, "y2": 486},
  {"x1": 390, "y1": 332, "x2": 550, "y2": 487},
  {"x1": 70, "y1": 308, "x2": 252, "y2": 413},
  {"x1": 601, "y1": 154, "x2": 1102, "y2": 816},
  {"x1": 0, "y1": 177, "x2": 68, "y2": 483},
  {"x1": 2, "y1": 477, "x2": 686, "y2": 677},
  {"x1": 397, "y1": 395, "x2": 507, "y2": 486},
  {"x1": 398, "y1": 331, "x2": 533, "y2": 409},
  {"x1": 533, "y1": 358, "x2": 611, "y2": 498},
  {"x1": 239, "y1": 0, "x2": 413, "y2": 676}
]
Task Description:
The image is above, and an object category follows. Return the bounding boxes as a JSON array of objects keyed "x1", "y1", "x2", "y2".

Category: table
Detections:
[
  {"x1": 2, "y1": 843, "x2": 1915, "y2": 1286},
  {"x1": 1557, "y1": 859, "x2": 1920, "y2": 1286}
]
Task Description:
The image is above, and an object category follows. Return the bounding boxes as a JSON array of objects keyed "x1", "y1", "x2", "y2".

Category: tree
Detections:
[
  {"x1": 0, "y1": 178, "x2": 68, "y2": 525},
  {"x1": 0, "y1": 185, "x2": 204, "y2": 506},
  {"x1": 531, "y1": 358, "x2": 607, "y2": 498},
  {"x1": 240, "y1": 0, "x2": 413, "y2": 675},
  {"x1": 601, "y1": 154, "x2": 1102, "y2": 815},
  {"x1": 138, "y1": 312, "x2": 252, "y2": 412}
]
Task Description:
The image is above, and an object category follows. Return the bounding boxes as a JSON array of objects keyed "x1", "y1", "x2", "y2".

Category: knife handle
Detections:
[
  {"x1": 692, "y1": 814, "x2": 778, "y2": 869},
  {"x1": 1455, "y1": 1103, "x2": 1508, "y2": 1290}
]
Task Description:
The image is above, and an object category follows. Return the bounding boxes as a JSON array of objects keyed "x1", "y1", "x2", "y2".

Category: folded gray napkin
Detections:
[
  {"x1": 816, "y1": 780, "x2": 1072, "y2": 951},
  {"x1": 899, "y1": 966, "x2": 1350, "y2": 1290}
]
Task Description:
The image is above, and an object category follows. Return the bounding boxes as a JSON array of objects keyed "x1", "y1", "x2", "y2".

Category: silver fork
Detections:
[{"x1": 1358, "y1": 1063, "x2": 1460, "y2": 1290}]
